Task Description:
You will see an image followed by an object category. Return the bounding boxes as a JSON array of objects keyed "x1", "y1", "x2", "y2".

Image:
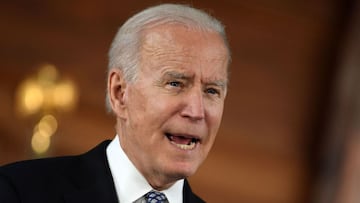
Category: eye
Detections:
[
  {"x1": 205, "y1": 88, "x2": 220, "y2": 96},
  {"x1": 167, "y1": 81, "x2": 182, "y2": 88}
]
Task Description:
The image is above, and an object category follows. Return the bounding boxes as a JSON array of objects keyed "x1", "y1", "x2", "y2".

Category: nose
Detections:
[{"x1": 180, "y1": 88, "x2": 205, "y2": 121}]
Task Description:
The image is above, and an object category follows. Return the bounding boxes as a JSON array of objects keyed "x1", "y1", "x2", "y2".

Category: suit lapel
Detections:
[
  {"x1": 183, "y1": 179, "x2": 205, "y2": 203},
  {"x1": 62, "y1": 140, "x2": 118, "y2": 203}
]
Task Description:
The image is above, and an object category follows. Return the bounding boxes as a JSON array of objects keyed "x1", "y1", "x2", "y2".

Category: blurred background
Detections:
[{"x1": 0, "y1": 0, "x2": 359, "y2": 202}]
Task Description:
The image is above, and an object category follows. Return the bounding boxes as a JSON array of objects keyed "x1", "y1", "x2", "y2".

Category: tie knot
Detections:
[{"x1": 145, "y1": 190, "x2": 168, "y2": 203}]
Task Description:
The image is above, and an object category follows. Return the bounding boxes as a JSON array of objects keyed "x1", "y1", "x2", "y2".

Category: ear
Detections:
[{"x1": 108, "y1": 68, "x2": 127, "y2": 119}]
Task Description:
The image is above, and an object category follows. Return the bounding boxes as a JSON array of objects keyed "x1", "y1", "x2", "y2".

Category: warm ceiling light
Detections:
[
  {"x1": 16, "y1": 64, "x2": 77, "y2": 116},
  {"x1": 16, "y1": 79, "x2": 44, "y2": 116},
  {"x1": 15, "y1": 63, "x2": 77, "y2": 155}
]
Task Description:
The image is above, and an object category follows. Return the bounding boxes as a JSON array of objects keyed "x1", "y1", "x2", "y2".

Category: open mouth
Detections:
[{"x1": 165, "y1": 133, "x2": 200, "y2": 150}]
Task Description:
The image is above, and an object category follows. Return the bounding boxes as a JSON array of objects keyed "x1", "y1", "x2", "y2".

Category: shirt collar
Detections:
[{"x1": 106, "y1": 135, "x2": 184, "y2": 203}]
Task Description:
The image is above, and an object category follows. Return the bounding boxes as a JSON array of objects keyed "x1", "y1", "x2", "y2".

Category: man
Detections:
[{"x1": 0, "y1": 3, "x2": 230, "y2": 203}]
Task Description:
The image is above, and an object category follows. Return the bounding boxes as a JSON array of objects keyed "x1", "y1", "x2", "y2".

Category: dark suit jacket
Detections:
[{"x1": 0, "y1": 140, "x2": 205, "y2": 203}]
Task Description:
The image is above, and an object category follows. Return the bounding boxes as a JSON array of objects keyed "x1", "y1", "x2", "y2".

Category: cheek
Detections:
[
  {"x1": 127, "y1": 87, "x2": 177, "y2": 130},
  {"x1": 126, "y1": 88, "x2": 148, "y2": 128},
  {"x1": 147, "y1": 91, "x2": 182, "y2": 116},
  {"x1": 207, "y1": 102, "x2": 224, "y2": 130},
  {"x1": 202, "y1": 103, "x2": 224, "y2": 151}
]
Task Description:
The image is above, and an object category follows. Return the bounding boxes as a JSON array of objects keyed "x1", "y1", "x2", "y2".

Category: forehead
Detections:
[
  {"x1": 139, "y1": 24, "x2": 229, "y2": 73},
  {"x1": 142, "y1": 24, "x2": 227, "y2": 52}
]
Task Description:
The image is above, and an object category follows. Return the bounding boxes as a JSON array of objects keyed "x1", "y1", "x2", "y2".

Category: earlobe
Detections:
[{"x1": 108, "y1": 69, "x2": 127, "y2": 118}]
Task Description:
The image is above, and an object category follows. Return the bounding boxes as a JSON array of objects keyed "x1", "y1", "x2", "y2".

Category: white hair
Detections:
[{"x1": 106, "y1": 3, "x2": 231, "y2": 112}]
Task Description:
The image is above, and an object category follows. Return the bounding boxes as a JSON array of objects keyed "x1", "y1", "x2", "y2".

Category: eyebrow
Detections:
[
  {"x1": 163, "y1": 71, "x2": 191, "y2": 80},
  {"x1": 162, "y1": 70, "x2": 228, "y2": 90}
]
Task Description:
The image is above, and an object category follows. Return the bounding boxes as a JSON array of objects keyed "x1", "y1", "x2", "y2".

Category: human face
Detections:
[{"x1": 117, "y1": 25, "x2": 229, "y2": 189}]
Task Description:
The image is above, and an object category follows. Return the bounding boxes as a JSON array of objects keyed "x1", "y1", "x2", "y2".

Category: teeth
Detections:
[{"x1": 171, "y1": 141, "x2": 196, "y2": 150}]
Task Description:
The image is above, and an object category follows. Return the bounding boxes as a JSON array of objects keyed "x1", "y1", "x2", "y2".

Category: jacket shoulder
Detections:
[
  {"x1": 0, "y1": 140, "x2": 113, "y2": 202},
  {"x1": 0, "y1": 140, "x2": 111, "y2": 177}
]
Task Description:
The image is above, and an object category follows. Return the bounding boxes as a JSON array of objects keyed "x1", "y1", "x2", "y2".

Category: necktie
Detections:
[{"x1": 145, "y1": 190, "x2": 168, "y2": 203}]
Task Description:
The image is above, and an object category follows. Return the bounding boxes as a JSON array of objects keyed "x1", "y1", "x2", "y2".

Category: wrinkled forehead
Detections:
[
  {"x1": 143, "y1": 23, "x2": 229, "y2": 50},
  {"x1": 137, "y1": 25, "x2": 229, "y2": 84},
  {"x1": 139, "y1": 24, "x2": 230, "y2": 67}
]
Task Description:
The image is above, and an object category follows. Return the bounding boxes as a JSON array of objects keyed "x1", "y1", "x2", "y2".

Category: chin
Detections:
[{"x1": 165, "y1": 161, "x2": 200, "y2": 179}]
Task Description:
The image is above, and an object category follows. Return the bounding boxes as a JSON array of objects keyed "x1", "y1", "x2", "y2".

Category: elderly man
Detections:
[{"x1": 0, "y1": 3, "x2": 230, "y2": 203}]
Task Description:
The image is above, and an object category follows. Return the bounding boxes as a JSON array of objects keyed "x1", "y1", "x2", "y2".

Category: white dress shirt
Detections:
[{"x1": 106, "y1": 135, "x2": 184, "y2": 203}]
